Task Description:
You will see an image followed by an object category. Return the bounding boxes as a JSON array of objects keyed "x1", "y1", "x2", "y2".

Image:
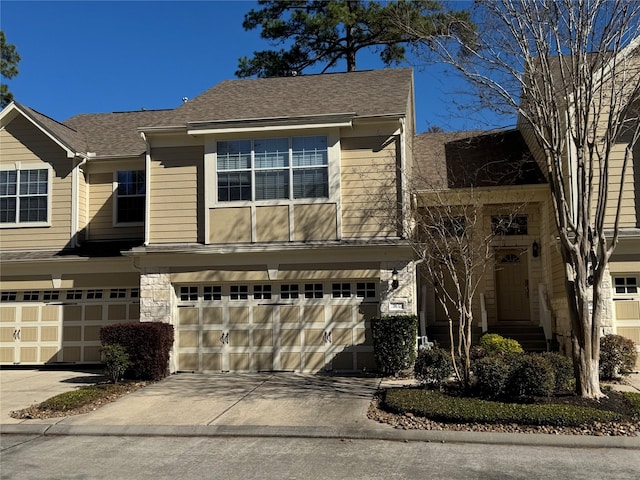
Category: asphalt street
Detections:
[{"x1": 1, "y1": 434, "x2": 639, "y2": 480}]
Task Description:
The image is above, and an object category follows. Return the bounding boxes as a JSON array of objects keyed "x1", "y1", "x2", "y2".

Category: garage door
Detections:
[
  {"x1": 0, "y1": 288, "x2": 139, "y2": 365},
  {"x1": 176, "y1": 281, "x2": 379, "y2": 373}
]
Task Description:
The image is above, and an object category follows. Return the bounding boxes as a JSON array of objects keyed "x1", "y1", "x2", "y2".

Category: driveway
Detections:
[{"x1": 1, "y1": 371, "x2": 384, "y2": 430}]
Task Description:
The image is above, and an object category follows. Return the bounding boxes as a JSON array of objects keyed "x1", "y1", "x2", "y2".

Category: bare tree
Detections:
[{"x1": 395, "y1": 0, "x2": 640, "y2": 397}]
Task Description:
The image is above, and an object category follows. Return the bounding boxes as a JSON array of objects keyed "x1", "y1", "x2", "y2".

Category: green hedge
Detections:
[
  {"x1": 100, "y1": 322, "x2": 174, "y2": 381},
  {"x1": 371, "y1": 315, "x2": 418, "y2": 376},
  {"x1": 383, "y1": 388, "x2": 622, "y2": 426}
]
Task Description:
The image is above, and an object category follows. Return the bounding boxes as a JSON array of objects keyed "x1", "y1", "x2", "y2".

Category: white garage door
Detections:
[
  {"x1": 0, "y1": 288, "x2": 139, "y2": 365},
  {"x1": 175, "y1": 281, "x2": 379, "y2": 373}
]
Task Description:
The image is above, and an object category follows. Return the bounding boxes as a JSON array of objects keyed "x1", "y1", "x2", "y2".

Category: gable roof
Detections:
[
  {"x1": 64, "y1": 109, "x2": 173, "y2": 157},
  {"x1": 413, "y1": 129, "x2": 546, "y2": 190},
  {"x1": 151, "y1": 68, "x2": 414, "y2": 127},
  {"x1": 0, "y1": 102, "x2": 88, "y2": 156}
]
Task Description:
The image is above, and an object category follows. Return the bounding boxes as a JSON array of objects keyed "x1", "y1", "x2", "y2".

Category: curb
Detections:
[{"x1": 2, "y1": 423, "x2": 639, "y2": 449}]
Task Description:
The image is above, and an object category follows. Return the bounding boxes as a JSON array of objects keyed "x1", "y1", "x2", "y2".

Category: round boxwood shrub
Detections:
[
  {"x1": 371, "y1": 315, "x2": 418, "y2": 376},
  {"x1": 414, "y1": 347, "x2": 453, "y2": 389},
  {"x1": 600, "y1": 334, "x2": 638, "y2": 380},
  {"x1": 479, "y1": 333, "x2": 524, "y2": 356},
  {"x1": 506, "y1": 354, "x2": 555, "y2": 399},
  {"x1": 473, "y1": 355, "x2": 511, "y2": 400},
  {"x1": 542, "y1": 352, "x2": 575, "y2": 393}
]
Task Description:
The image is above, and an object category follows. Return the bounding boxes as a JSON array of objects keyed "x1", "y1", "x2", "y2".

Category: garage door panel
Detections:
[
  {"x1": 229, "y1": 353, "x2": 250, "y2": 370},
  {"x1": 0, "y1": 327, "x2": 14, "y2": 342},
  {"x1": 84, "y1": 326, "x2": 101, "y2": 341},
  {"x1": 0, "y1": 347, "x2": 14, "y2": 362},
  {"x1": 331, "y1": 350, "x2": 354, "y2": 370},
  {"x1": 303, "y1": 305, "x2": 325, "y2": 324},
  {"x1": 64, "y1": 326, "x2": 82, "y2": 342},
  {"x1": 280, "y1": 306, "x2": 300, "y2": 324},
  {"x1": 331, "y1": 305, "x2": 352, "y2": 323},
  {"x1": 254, "y1": 352, "x2": 273, "y2": 371},
  {"x1": 179, "y1": 353, "x2": 199, "y2": 371},
  {"x1": 22, "y1": 307, "x2": 39, "y2": 322},
  {"x1": 202, "y1": 353, "x2": 222, "y2": 371},
  {"x1": 332, "y1": 328, "x2": 353, "y2": 346},
  {"x1": 253, "y1": 306, "x2": 273, "y2": 324},
  {"x1": 0, "y1": 307, "x2": 16, "y2": 322},
  {"x1": 357, "y1": 304, "x2": 378, "y2": 321},
  {"x1": 129, "y1": 303, "x2": 140, "y2": 320},
  {"x1": 354, "y1": 327, "x2": 372, "y2": 346},
  {"x1": 63, "y1": 346, "x2": 81, "y2": 362},
  {"x1": 280, "y1": 352, "x2": 301, "y2": 370},
  {"x1": 203, "y1": 329, "x2": 224, "y2": 347},
  {"x1": 178, "y1": 331, "x2": 199, "y2": 348},
  {"x1": 203, "y1": 307, "x2": 223, "y2": 324},
  {"x1": 63, "y1": 306, "x2": 82, "y2": 321},
  {"x1": 108, "y1": 305, "x2": 127, "y2": 321},
  {"x1": 84, "y1": 305, "x2": 103, "y2": 321},
  {"x1": 229, "y1": 330, "x2": 250, "y2": 347},
  {"x1": 84, "y1": 346, "x2": 101, "y2": 362},
  {"x1": 281, "y1": 328, "x2": 300, "y2": 347},
  {"x1": 229, "y1": 307, "x2": 249, "y2": 324},
  {"x1": 357, "y1": 352, "x2": 377, "y2": 370},
  {"x1": 304, "y1": 351, "x2": 327, "y2": 371},
  {"x1": 41, "y1": 306, "x2": 59, "y2": 322},
  {"x1": 18, "y1": 347, "x2": 37, "y2": 363},
  {"x1": 304, "y1": 328, "x2": 325, "y2": 347},
  {"x1": 179, "y1": 308, "x2": 198, "y2": 325},
  {"x1": 253, "y1": 328, "x2": 273, "y2": 346},
  {"x1": 40, "y1": 347, "x2": 59, "y2": 363},
  {"x1": 41, "y1": 326, "x2": 58, "y2": 342}
]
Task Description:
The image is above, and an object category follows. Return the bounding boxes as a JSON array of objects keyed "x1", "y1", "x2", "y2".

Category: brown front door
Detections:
[{"x1": 495, "y1": 249, "x2": 531, "y2": 321}]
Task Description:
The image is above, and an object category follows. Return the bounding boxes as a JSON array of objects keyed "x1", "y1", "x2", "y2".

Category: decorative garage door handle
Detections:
[
  {"x1": 220, "y1": 332, "x2": 229, "y2": 345},
  {"x1": 323, "y1": 331, "x2": 332, "y2": 343},
  {"x1": 13, "y1": 329, "x2": 20, "y2": 340}
]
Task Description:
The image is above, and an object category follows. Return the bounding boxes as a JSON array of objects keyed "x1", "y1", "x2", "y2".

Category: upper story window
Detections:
[
  {"x1": 492, "y1": 214, "x2": 528, "y2": 235},
  {"x1": 0, "y1": 168, "x2": 49, "y2": 225},
  {"x1": 116, "y1": 171, "x2": 145, "y2": 224},
  {"x1": 216, "y1": 136, "x2": 328, "y2": 202}
]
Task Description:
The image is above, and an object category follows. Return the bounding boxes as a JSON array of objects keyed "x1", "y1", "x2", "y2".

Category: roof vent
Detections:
[{"x1": 182, "y1": 97, "x2": 189, "y2": 103}]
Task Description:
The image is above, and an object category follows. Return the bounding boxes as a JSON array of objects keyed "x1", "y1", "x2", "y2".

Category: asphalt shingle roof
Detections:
[{"x1": 16, "y1": 103, "x2": 88, "y2": 153}]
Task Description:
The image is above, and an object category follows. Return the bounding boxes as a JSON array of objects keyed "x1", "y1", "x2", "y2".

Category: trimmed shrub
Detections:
[
  {"x1": 479, "y1": 333, "x2": 524, "y2": 356},
  {"x1": 506, "y1": 354, "x2": 555, "y2": 399},
  {"x1": 600, "y1": 334, "x2": 638, "y2": 380},
  {"x1": 542, "y1": 352, "x2": 575, "y2": 393},
  {"x1": 371, "y1": 315, "x2": 418, "y2": 376},
  {"x1": 414, "y1": 347, "x2": 453, "y2": 388},
  {"x1": 473, "y1": 355, "x2": 511, "y2": 400},
  {"x1": 383, "y1": 388, "x2": 622, "y2": 426},
  {"x1": 100, "y1": 322, "x2": 174, "y2": 381},
  {"x1": 102, "y1": 344, "x2": 130, "y2": 384}
]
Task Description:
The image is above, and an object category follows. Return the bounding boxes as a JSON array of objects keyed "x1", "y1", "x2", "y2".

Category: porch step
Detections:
[
  {"x1": 425, "y1": 325, "x2": 548, "y2": 353},
  {"x1": 485, "y1": 325, "x2": 548, "y2": 352}
]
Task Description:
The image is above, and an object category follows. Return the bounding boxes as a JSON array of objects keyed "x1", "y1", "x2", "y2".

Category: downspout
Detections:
[
  {"x1": 140, "y1": 132, "x2": 151, "y2": 246},
  {"x1": 70, "y1": 155, "x2": 89, "y2": 248}
]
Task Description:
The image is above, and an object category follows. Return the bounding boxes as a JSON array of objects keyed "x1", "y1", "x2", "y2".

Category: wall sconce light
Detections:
[
  {"x1": 532, "y1": 240, "x2": 539, "y2": 258},
  {"x1": 391, "y1": 268, "x2": 399, "y2": 289}
]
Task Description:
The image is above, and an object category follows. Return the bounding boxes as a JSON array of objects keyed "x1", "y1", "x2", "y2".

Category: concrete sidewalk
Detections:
[{"x1": 1, "y1": 369, "x2": 640, "y2": 449}]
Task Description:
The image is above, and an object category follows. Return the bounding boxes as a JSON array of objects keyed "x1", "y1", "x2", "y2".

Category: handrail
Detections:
[
  {"x1": 538, "y1": 283, "x2": 553, "y2": 341},
  {"x1": 480, "y1": 293, "x2": 488, "y2": 333}
]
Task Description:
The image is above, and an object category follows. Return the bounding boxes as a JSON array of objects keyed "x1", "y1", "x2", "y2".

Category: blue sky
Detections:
[{"x1": 1, "y1": 0, "x2": 511, "y2": 132}]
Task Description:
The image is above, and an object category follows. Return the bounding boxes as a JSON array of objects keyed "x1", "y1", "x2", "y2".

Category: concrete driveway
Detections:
[{"x1": 1, "y1": 370, "x2": 383, "y2": 430}]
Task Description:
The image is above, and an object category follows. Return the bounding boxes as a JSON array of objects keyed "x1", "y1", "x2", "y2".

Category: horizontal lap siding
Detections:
[
  {"x1": 340, "y1": 136, "x2": 398, "y2": 238},
  {"x1": 149, "y1": 146, "x2": 203, "y2": 243},
  {"x1": 0, "y1": 117, "x2": 72, "y2": 250}
]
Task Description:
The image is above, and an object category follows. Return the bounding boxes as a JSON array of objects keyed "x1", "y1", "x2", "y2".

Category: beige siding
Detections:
[
  {"x1": 86, "y1": 169, "x2": 143, "y2": 240},
  {"x1": 340, "y1": 136, "x2": 399, "y2": 238},
  {"x1": 210, "y1": 207, "x2": 251, "y2": 243},
  {"x1": 78, "y1": 169, "x2": 87, "y2": 241},
  {"x1": 293, "y1": 204, "x2": 337, "y2": 241},
  {"x1": 0, "y1": 116, "x2": 73, "y2": 250},
  {"x1": 256, "y1": 205, "x2": 289, "y2": 242},
  {"x1": 149, "y1": 146, "x2": 202, "y2": 243}
]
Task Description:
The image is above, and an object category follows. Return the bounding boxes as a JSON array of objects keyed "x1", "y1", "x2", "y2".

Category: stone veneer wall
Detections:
[
  {"x1": 140, "y1": 268, "x2": 173, "y2": 324},
  {"x1": 379, "y1": 261, "x2": 416, "y2": 317}
]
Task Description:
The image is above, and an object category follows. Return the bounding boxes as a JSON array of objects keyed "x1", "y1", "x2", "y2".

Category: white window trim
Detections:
[
  {"x1": 0, "y1": 162, "x2": 52, "y2": 228},
  {"x1": 112, "y1": 170, "x2": 145, "y2": 227},
  {"x1": 205, "y1": 129, "x2": 341, "y2": 209},
  {"x1": 613, "y1": 275, "x2": 639, "y2": 298}
]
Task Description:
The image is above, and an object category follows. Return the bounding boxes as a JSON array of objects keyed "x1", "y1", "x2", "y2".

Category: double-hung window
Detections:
[
  {"x1": 217, "y1": 135, "x2": 328, "y2": 202},
  {"x1": 116, "y1": 171, "x2": 145, "y2": 224},
  {"x1": 1, "y1": 168, "x2": 49, "y2": 225}
]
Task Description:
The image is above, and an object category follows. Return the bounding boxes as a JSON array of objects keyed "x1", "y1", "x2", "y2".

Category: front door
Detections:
[{"x1": 495, "y1": 249, "x2": 530, "y2": 321}]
